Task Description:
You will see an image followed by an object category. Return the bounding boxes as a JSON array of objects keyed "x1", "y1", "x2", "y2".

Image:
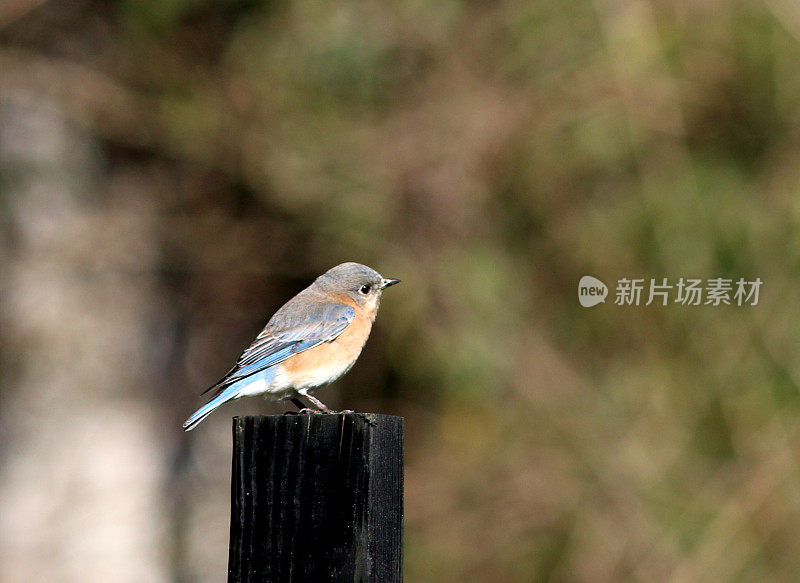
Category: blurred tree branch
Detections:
[
  {"x1": 0, "y1": 47, "x2": 161, "y2": 148},
  {"x1": 0, "y1": 0, "x2": 48, "y2": 30}
]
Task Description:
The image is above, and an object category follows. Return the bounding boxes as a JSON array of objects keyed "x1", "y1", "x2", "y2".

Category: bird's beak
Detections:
[{"x1": 381, "y1": 278, "x2": 401, "y2": 289}]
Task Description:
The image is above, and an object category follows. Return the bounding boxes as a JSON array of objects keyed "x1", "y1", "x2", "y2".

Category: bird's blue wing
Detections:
[{"x1": 201, "y1": 302, "x2": 355, "y2": 394}]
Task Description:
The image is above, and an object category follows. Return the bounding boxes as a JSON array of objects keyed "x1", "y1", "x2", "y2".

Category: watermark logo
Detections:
[
  {"x1": 578, "y1": 275, "x2": 608, "y2": 307},
  {"x1": 579, "y1": 276, "x2": 762, "y2": 307}
]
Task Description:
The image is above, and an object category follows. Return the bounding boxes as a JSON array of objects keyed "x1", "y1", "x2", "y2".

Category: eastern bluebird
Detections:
[{"x1": 182, "y1": 262, "x2": 400, "y2": 430}]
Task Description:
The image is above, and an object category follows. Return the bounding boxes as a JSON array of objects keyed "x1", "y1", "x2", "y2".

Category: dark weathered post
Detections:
[{"x1": 228, "y1": 414, "x2": 403, "y2": 583}]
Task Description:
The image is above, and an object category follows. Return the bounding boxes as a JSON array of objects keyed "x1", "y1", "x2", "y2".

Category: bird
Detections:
[{"x1": 182, "y1": 262, "x2": 400, "y2": 431}]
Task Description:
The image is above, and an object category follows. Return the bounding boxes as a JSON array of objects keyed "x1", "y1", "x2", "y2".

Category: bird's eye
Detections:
[{"x1": 359, "y1": 284, "x2": 371, "y2": 295}]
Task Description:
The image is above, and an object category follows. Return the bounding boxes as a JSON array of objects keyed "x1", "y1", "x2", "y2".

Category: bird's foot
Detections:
[
  {"x1": 296, "y1": 408, "x2": 326, "y2": 415},
  {"x1": 287, "y1": 407, "x2": 374, "y2": 425}
]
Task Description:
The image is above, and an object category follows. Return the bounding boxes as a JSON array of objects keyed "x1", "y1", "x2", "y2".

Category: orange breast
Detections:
[{"x1": 280, "y1": 302, "x2": 374, "y2": 388}]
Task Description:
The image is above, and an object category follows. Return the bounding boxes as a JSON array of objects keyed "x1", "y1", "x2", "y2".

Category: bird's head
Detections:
[{"x1": 316, "y1": 262, "x2": 400, "y2": 310}]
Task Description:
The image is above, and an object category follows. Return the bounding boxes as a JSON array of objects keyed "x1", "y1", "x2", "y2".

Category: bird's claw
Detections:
[{"x1": 284, "y1": 408, "x2": 373, "y2": 425}]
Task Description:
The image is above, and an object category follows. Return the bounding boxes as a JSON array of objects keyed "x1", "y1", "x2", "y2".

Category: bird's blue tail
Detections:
[
  {"x1": 183, "y1": 385, "x2": 240, "y2": 431},
  {"x1": 183, "y1": 368, "x2": 278, "y2": 431}
]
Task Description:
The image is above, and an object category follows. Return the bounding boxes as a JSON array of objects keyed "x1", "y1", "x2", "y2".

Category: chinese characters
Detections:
[{"x1": 613, "y1": 278, "x2": 762, "y2": 306}]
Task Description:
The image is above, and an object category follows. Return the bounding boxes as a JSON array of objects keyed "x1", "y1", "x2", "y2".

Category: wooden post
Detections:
[{"x1": 228, "y1": 414, "x2": 404, "y2": 583}]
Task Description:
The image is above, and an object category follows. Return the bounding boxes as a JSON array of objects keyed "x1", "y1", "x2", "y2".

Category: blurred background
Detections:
[{"x1": 2, "y1": 0, "x2": 800, "y2": 581}]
